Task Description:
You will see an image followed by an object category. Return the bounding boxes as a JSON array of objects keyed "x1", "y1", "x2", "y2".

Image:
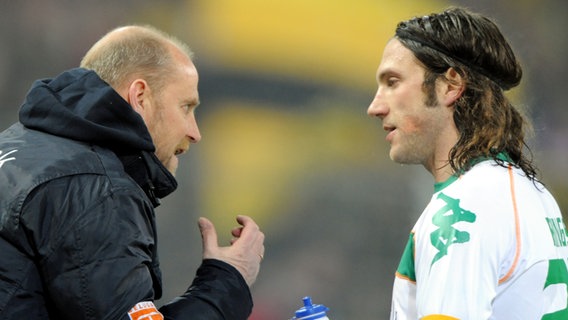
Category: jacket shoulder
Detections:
[{"x1": 0, "y1": 124, "x2": 124, "y2": 228}]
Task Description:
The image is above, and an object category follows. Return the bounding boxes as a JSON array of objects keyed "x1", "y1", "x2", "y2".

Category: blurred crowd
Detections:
[{"x1": 1, "y1": 0, "x2": 566, "y2": 318}]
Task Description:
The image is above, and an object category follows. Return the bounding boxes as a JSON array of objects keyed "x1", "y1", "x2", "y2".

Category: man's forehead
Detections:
[
  {"x1": 381, "y1": 39, "x2": 413, "y2": 64},
  {"x1": 377, "y1": 40, "x2": 422, "y2": 75}
]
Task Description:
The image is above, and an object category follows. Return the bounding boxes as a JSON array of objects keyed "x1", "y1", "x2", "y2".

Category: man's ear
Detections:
[
  {"x1": 442, "y1": 68, "x2": 465, "y2": 106},
  {"x1": 126, "y1": 79, "x2": 150, "y2": 115}
]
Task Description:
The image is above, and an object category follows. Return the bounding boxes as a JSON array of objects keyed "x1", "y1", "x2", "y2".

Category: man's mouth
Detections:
[
  {"x1": 383, "y1": 124, "x2": 395, "y2": 132},
  {"x1": 174, "y1": 148, "x2": 186, "y2": 156},
  {"x1": 383, "y1": 125, "x2": 396, "y2": 141}
]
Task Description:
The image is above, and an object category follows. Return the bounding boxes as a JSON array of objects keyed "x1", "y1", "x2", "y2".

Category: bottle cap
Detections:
[{"x1": 292, "y1": 296, "x2": 329, "y2": 319}]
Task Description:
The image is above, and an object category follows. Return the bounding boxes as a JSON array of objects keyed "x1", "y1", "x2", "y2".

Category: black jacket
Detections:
[{"x1": 0, "y1": 68, "x2": 252, "y2": 319}]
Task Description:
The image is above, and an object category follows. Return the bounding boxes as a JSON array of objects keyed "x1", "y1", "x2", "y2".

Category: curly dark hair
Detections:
[{"x1": 395, "y1": 7, "x2": 538, "y2": 181}]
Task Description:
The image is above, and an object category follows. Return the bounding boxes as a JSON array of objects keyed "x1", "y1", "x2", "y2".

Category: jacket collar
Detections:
[{"x1": 120, "y1": 151, "x2": 178, "y2": 207}]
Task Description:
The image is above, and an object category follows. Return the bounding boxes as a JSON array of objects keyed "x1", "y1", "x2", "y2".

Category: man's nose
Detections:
[
  {"x1": 188, "y1": 116, "x2": 201, "y2": 143},
  {"x1": 367, "y1": 94, "x2": 387, "y2": 119}
]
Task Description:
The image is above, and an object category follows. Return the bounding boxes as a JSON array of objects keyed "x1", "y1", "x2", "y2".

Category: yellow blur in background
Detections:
[
  {"x1": 189, "y1": 0, "x2": 443, "y2": 88},
  {"x1": 184, "y1": 0, "x2": 445, "y2": 233}
]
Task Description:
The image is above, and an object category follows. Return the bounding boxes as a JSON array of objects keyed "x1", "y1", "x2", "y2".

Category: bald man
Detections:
[{"x1": 0, "y1": 25, "x2": 264, "y2": 320}]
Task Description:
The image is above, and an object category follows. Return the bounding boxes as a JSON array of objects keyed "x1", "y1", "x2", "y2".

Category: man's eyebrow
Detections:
[
  {"x1": 184, "y1": 98, "x2": 200, "y2": 108},
  {"x1": 377, "y1": 68, "x2": 398, "y2": 82}
]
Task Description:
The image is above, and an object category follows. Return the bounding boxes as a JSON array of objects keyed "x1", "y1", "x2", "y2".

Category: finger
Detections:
[
  {"x1": 233, "y1": 216, "x2": 264, "y2": 258},
  {"x1": 234, "y1": 215, "x2": 260, "y2": 240},
  {"x1": 231, "y1": 216, "x2": 253, "y2": 241},
  {"x1": 236, "y1": 215, "x2": 254, "y2": 227},
  {"x1": 198, "y1": 217, "x2": 218, "y2": 255},
  {"x1": 231, "y1": 226, "x2": 243, "y2": 238}
]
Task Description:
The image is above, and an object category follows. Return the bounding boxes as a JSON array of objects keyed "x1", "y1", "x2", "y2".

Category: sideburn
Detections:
[{"x1": 422, "y1": 71, "x2": 440, "y2": 107}]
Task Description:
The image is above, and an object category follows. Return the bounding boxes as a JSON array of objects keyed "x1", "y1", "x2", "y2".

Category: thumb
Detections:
[{"x1": 198, "y1": 217, "x2": 218, "y2": 258}]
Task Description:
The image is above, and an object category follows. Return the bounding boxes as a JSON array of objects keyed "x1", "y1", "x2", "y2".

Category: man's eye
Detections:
[{"x1": 386, "y1": 78, "x2": 398, "y2": 87}]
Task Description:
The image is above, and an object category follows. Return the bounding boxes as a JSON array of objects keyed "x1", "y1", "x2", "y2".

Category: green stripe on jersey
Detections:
[{"x1": 397, "y1": 233, "x2": 416, "y2": 282}]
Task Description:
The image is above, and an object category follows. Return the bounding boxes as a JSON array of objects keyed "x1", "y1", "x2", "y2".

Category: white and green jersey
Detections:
[{"x1": 391, "y1": 158, "x2": 568, "y2": 320}]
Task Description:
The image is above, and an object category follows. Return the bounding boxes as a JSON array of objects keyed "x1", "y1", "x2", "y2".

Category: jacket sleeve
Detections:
[
  {"x1": 159, "y1": 259, "x2": 253, "y2": 320},
  {"x1": 22, "y1": 175, "x2": 160, "y2": 319},
  {"x1": 22, "y1": 174, "x2": 252, "y2": 320}
]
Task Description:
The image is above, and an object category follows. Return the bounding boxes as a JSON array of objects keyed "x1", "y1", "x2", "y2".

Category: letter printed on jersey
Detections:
[{"x1": 128, "y1": 301, "x2": 164, "y2": 320}]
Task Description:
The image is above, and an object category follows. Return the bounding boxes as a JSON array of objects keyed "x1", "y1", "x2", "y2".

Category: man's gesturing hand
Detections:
[{"x1": 198, "y1": 215, "x2": 265, "y2": 287}]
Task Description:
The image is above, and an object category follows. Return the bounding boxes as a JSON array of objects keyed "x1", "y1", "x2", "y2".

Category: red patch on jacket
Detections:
[{"x1": 128, "y1": 301, "x2": 164, "y2": 320}]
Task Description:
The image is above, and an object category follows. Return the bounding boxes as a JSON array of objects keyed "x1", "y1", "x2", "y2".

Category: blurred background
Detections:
[{"x1": 1, "y1": 0, "x2": 566, "y2": 318}]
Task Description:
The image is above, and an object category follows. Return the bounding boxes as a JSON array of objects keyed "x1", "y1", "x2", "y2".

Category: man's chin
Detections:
[
  {"x1": 390, "y1": 149, "x2": 417, "y2": 165},
  {"x1": 164, "y1": 157, "x2": 179, "y2": 176}
]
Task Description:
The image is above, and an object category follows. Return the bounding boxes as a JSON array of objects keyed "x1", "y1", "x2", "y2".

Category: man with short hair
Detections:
[{"x1": 0, "y1": 25, "x2": 264, "y2": 319}]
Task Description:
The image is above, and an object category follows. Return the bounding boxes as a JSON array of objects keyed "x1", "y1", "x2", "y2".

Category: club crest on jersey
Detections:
[
  {"x1": 430, "y1": 192, "x2": 476, "y2": 266},
  {"x1": 0, "y1": 149, "x2": 17, "y2": 168}
]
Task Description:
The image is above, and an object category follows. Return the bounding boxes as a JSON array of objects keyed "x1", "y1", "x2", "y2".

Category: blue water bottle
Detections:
[{"x1": 291, "y1": 296, "x2": 330, "y2": 320}]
